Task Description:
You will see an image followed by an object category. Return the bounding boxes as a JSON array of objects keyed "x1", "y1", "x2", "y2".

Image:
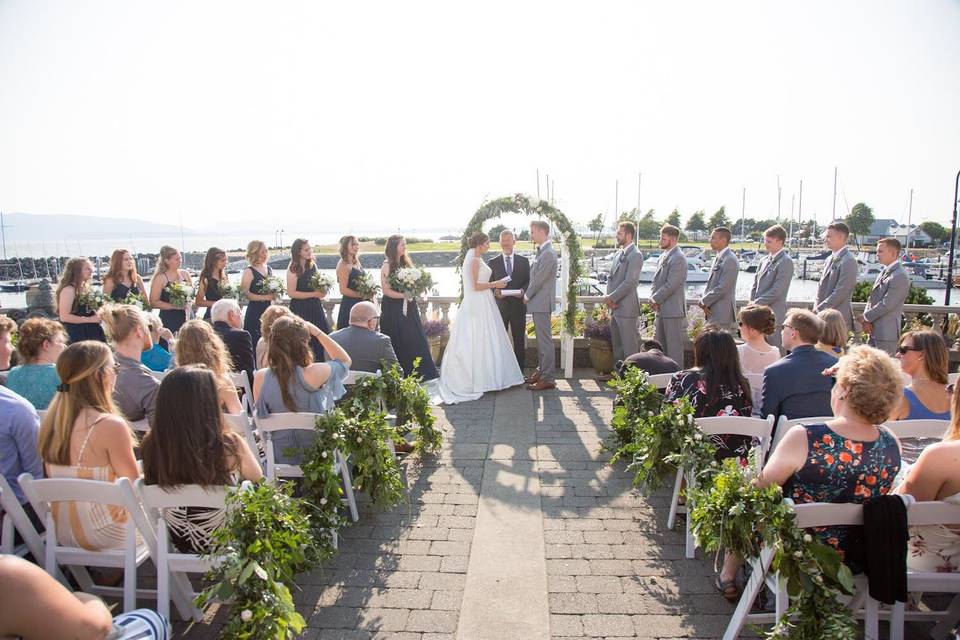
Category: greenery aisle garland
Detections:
[
  {"x1": 458, "y1": 193, "x2": 585, "y2": 336},
  {"x1": 382, "y1": 360, "x2": 443, "y2": 453}
]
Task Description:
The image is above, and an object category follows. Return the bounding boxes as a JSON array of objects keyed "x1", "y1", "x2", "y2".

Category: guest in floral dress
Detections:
[{"x1": 664, "y1": 329, "x2": 753, "y2": 461}]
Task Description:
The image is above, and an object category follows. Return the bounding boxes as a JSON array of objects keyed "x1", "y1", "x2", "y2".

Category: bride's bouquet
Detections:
[
  {"x1": 253, "y1": 276, "x2": 286, "y2": 299},
  {"x1": 309, "y1": 271, "x2": 335, "y2": 296},
  {"x1": 165, "y1": 282, "x2": 193, "y2": 309},
  {"x1": 389, "y1": 267, "x2": 434, "y2": 315},
  {"x1": 353, "y1": 272, "x2": 381, "y2": 299},
  {"x1": 76, "y1": 289, "x2": 108, "y2": 311}
]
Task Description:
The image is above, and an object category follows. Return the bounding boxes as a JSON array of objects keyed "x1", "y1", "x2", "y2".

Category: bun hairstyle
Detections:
[
  {"x1": 468, "y1": 232, "x2": 489, "y2": 249},
  {"x1": 738, "y1": 304, "x2": 776, "y2": 336},
  {"x1": 16, "y1": 317, "x2": 67, "y2": 361},
  {"x1": 153, "y1": 246, "x2": 179, "y2": 278},
  {"x1": 246, "y1": 240, "x2": 267, "y2": 265}
]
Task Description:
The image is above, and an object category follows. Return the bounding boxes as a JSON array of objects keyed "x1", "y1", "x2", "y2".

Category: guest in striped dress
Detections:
[
  {"x1": 102, "y1": 249, "x2": 147, "y2": 304},
  {"x1": 56, "y1": 258, "x2": 106, "y2": 344},
  {"x1": 194, "y1": 247, "x2": 228, "y2": 322}
]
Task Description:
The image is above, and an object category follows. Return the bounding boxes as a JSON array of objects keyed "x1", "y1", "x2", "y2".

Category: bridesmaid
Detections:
[
  {"x1": 101, "y1": 249, "x2": 146, "y2": 303},
  {"x1": 379, "y1": 235, "x2": 438, "y2": 381},
  {"x1": 148, "y1": 245, "x2": 193, "y2": 337},
  {"x1": 287, "y1": 238, "x2": 330, "y2": 362},
  {"x1": 56, "y1": 257, "x2": 106, "y2": 344},
  {"x1": 240, "y1": 240, "x2": 277, "y2": 347},
  {"x1": 194, "y1": 247, "x2": 227, "y2": 322},
  {"x1": 336, "y1": 235, "x2": 368, "y2": 330}
]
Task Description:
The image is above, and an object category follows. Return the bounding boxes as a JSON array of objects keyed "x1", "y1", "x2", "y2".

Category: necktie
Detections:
[{"x1": 505, "y1": 255, "x2": 513, "y2": 277}]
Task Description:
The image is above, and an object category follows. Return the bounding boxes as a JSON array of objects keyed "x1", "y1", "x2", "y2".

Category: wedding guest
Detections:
[
  {"x1": 287, "y1": 238, "x2": 330, "y2": 361},
  {"x1": 699, "y1": 226, "x2": 739, "y2": 331},
  {"x1": 6, "y1": 318, "x2": 67, "y2": 410},
  {"x1": 240, "y1": 240, "x2": 277, "y2": 347},
  {"x1": 760, "y1": 309, "x2": 837, "y2": 420},
  {"x1": 665, "y1": 330, "x2": 753, "y2": 460},
  {"x1": 813, "y1": 222, "x2": 858, "y2": 332},
  {"x1": 256, "y1": 305, "x2": 294, "y2": 369},
  {"x1": 101, "y1": 249, "x2": 146, "y2": 303},
  {"x1": 253, "y1": 316, "x2": 351, "y2": 463},
  {"x1": 650, "y1": 224, "x2": 687, "y2": 365},
  {"x1": 816, "y1": 308, "x2": 848, "y2": 356},
  {"x1": 488, "y1": 229, "x2": 530, "y2": 370},
  {"x1": 100, "y1": 305, "x2": 159, "y2": 426},
  {"x1": 0, "y1": 383, "x2": 43, "y2": 530},
  {"x1": 194, "y1": 247, "x2": 228, "y2": 322},
  {"x1": 617, "y1": 339, "x2": 680, "y2": 377},
  {"x1": 329, "y1": 301, "x2": 398, "y2": 373},
  {"x1": 895, "y1": 385, "x2": 960, "y2": 572},
  {"x1": 56, "y1": 257, "x2": 106, "y2": 344},
  {"x1": 0, "y1": 315, "x2": 16, "y2": 383},
  {"x1": 888, "y1": 329, "x2": 951, "y2": 420},
  {"x1": 174, "y1": 320, "x2": 243, "y2": 414},
  {"x1": 861, "y1": 238, "x2": 910, "y2": 355},
  {"x1": 210, "y1": 299, "x2": 256, "y2": 385},
  {"x1": 37, "y1": 341, "x2": 140, "y2": 551},
  {"x1": 336, "y1": 235, "x2": 369, "y2": 331},
  {"x1": 379, "y1": 235, "x2": 439, "y2": 381},
  {"x1": 749, "y1": 225, "x2": 794, "y2": 352},
  {"x1": 735, "y1": 305, "x2": 780, "y2": 417},
  {"x1": 142, "y1": 366, "x2": 262, "y2": 553},
  {"x1": 148, "y1": 245, "x2": 192, "y2": 337},
  {"x1": 140, "y1": 315, "x2": 173, "y2": 373}
]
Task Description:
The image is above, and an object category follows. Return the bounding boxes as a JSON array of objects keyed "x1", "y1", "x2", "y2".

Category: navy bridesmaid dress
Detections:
[
  {"x1": 289, "y1": 265, "x2": 330, "y2": 362},
  {"x1": 380, "y1": 292, "x2": 438, "y2": 381},
  {"x1": 243, "y1": 266, "x2": 273, "y2": 347},
  {"x1": 336, "y1": 266, "x2": 365, "y2": 331}
]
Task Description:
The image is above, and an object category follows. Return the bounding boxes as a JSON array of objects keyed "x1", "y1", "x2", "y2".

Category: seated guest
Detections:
[
  {"x1": 329, "y1": 301, "x2": 399, "y2": 373},
  {"x1": 760, "y1": 309, "x2": 837, "y2": 420},
  {"x1": 174, "y1": 320, "x2": 243, "y2": 414},
  {"x1": 0, "y1": 555, "x2": 169, "y2": 640},
  {"x1": 896, "y1": 385, "x2": 960, "y2": 572},
  {"x1": 716, "y1": 346, "x2": 903, "y2": 601},
  {"x1": 0, "y1": 314, "x2": 16, "y2": 384},
  {"x1": 5, "y1": 318, "x2": 68, "y2": 410},
  {"x1": 736, "y1": 305, "x2": 780, "y2": 416},
  {"x1": 816, "y1": 308, "x2": 848, "y2": 356},
  {"x1": 889, "y1": 329, "x2": 951, "y2": 420},
  {"x1": 140, "y1": 314, "x2": 173, "y2": 373},
  {"x1": 665, "y1": 329, "x2": 753, "y2": 460},
  {"x1": 100, "y1": 305, "x2": 159, "y2": 426},
  {"x1": 256, "y1": 305, "x2": 294, "y2": 369},
  {"x1": 142, "y1": 366, "x2": 262, "y2": 554},
  {"x1": 210, "y1": 298, "x2": 256, "y2": 384},
  {"x1": 253, "y1": 316, "x2": 351, "y2": 463},
  {"x1": 616, "y1": 339, "x2": 680, "y2": 377},
  {"x1": 0, "y1": 383, "x2": 43, "y2": 531},
  {"x1": 37, "y1": 341, "x2": 140, "y2": 550}
]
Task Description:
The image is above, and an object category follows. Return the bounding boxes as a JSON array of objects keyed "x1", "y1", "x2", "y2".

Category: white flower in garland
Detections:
[
  {"x1": 528, "y1": 196, "x2": 541, "y2": 209},
  {"x1": 241, "y1": 609, "x2": 253, "y2": 622}
]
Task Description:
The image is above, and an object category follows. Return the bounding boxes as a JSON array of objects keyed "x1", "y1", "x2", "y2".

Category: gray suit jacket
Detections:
[
  {"x1": 526, "y1": 241, "x2": 558, "y2": 314},
  {"x1": 329, "y1": 325, "x2": 398, "y2": 373},
  {"x1": 650, "y1": 247, "x2": 687, "y2": 319},
  {"x1": 814, "y1": 247, "x2": 858, "y2": 329},
  {"x1": 699, "y1": 248, "x2": 739, "y2": 325},
  {"x1": 605, "y1": 244, "x2": 643, "y2": 318},
  {"x1": 750, "y1": 251, "x2": 794, "y2": 324},
  {"x1": 862, "y1": 262, "x2": 910, "y2": 343}
]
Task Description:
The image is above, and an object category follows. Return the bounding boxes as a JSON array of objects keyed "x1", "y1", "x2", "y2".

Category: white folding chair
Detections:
[
  {"x1": 0, "y1": 474, "x2": 46, "y2": 561},
  {"x1": 254, "y1": 411, "x2": 359, "y2": 522},
  {"x1": 647, "y1": 373, "x2": 674, "y2": 390},
  {"x1": 224, "y1": 412, "x2": 260, "y2": 462},
  {"x1": 343, "y1": 369, "x2": 398, "y2": 451},
  {"x1": 668, "y1": 415, "x2": 775, "y2": 558},
  {"x1": 770, "y1": 415, "x2": 834, "y2": 454},
  {"x1": 134, "y1": 479, "x2": 229, "y2": 622},
  {"x1": 228, "y1": 371, "x2": 255, "y2": 415},
  {"x1": 949, "y1": 372, "x2": 959, "y2": 386},
  {"x1": 18, "y1": 474, "x2": 155, "y2": 613},
  {"x1": 882, "y1": 419, "x2": 950, "y2": 440}
]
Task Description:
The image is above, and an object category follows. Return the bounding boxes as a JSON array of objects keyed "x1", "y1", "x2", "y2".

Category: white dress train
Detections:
[{"x1": 437, "y1": 251, "x2": 525, "y2": 404}]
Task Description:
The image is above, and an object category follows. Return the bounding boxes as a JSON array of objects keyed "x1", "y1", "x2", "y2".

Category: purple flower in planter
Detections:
[
  {"x1": 584, "y1": 318, "x2": 612, "y2": 343},
  {"x1": 422, "y1": 319, "x2": 449, "y2": 339}
]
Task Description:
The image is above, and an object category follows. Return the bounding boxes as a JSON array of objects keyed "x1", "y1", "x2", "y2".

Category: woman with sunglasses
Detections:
[{"x1": 889, "y1": 329, "x2": 951, "y2": 421}]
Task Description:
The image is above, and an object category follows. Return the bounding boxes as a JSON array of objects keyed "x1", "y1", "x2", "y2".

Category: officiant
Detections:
[{"x1": 488, "y1": 229, "x2": 530, "y2": 369}]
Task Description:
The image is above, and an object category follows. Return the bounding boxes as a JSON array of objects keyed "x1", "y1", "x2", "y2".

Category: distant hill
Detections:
[{"x1": 1, "y1": 212, "x2": 192, "y2": 240}]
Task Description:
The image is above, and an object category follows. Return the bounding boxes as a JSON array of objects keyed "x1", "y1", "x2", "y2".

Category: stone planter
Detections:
[
  {"x1": 428, "y1": 335, "x2": 448, "y2": 365},
  {"x1": 587, "y1": 338, "x2": 614, "y2": 374}
]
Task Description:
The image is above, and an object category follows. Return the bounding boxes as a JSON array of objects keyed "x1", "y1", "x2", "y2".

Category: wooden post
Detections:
[{"x1": 560, "y1": 233, "x2": 574, "y2": 378}]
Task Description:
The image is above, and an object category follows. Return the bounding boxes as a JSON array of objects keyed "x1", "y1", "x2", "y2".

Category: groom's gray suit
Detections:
[{"x1": 526, "y1": 240, "x2": 558, "y2": 382}]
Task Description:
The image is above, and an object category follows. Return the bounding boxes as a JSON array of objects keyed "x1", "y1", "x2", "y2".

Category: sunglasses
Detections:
[{"x1": 896, "y1": 345, "x2": 922, "y2": 355}]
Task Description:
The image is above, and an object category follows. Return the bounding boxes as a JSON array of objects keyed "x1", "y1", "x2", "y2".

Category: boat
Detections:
[
  {"x1": 638, "y1": 255, "x2": 710, "y2": 283},
  {"x1": 0, "y1": 280, "x2": 29, "y2": 292}
]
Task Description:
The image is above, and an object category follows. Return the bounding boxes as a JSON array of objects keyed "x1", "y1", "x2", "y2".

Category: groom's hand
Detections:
[
  {"x1": 494, "y1": 290, "x2": 502, "y2": 298},
  {"x1": 523, "y1": 295, "x2": 529, "y2": 304}
]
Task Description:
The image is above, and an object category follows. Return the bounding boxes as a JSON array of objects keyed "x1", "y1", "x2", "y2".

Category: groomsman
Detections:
[
  {"x1": 488, "y1": 229, "x2": 530, "y2": 369},
  {"x1": 524, "y1": 221, "x2": 558, "y2": 391},
  {"x1": 813, "y1": 222, "x2": 858, "y2": 332},
  {"x1": 650, "y1": 224, "x2": 687, "y2": 365},
  {"x1": 699, "y1": 226, "x2": 738, "y2": 331},
  {"x1": 603, "y1": 221, "x2": 644, "y2": 363},
  {"x1": 861, "y1": 237, "x2": 910, "y2": 355},
  {"x1": 749, "y1": 225, "x2": 794, "y2": 352}
]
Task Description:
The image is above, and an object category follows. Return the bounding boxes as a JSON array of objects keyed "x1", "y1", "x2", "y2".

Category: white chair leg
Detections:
[
  {"x1": 889, "y1": 601, "x2": 905, "y2": 640},
  {"x1": 1, "y1": 514, "x2": 13, "y2": 554},
  {"x1": 157, "y1": 523, "x2": 170, "y2": 622},
  {"x1": 666, "y1": 468, "x2": 683, "y2": 530},
  {"x1": 723, "y1": 548, "x2": 775, "y2": 640},
  {"x1": 684, "y1": 495, "x2": 696, "y2": 559},
  {"x1": 124, "y1": 523, "x2": 136, "y2": 612},
  {"x1": 864, "y1": 596, "x2": 879, "y2": 640},
  {"x1": 931, "y1": 593, "x2": 960, "y2": 640},
  {"x1": 336, "y1": 450, "x2": 359, "y2": 523},
  {"x1": 44, "y1": 513, "x2": 57, "y2": 576}
]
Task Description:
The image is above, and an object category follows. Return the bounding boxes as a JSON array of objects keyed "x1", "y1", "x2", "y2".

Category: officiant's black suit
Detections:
[{"x1": 488, "y1": 252, "x2": 530, "y2": 368}]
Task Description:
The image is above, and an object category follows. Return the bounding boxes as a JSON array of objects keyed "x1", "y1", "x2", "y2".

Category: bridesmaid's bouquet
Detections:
[
  {"x1": 165, "y1": 282, "x2": 193, "y2": 309},
  {"x1": 218, "y1": 280, "x2": 240, "y2": 300},
  {"x1": 353, "y1": 272, "x2": 381, "y2": 299},
  {"x1": 76, "y1": 289, "x2": 108, "y2": 311},
  {"x1": 309, "y1": 271, "x2": 335, "y2": 296},
  {"x1": 389, "y1": 267, "x2": 434, "y2": 299},
  {"x1": 121, "y1": 291, "x2": 149, "y2": 310},
  {"x1": 253, "y1": 276, "x2": 286, "y2": 298}
]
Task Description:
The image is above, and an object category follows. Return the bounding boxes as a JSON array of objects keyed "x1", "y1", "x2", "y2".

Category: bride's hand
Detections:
[{"x1": 492, "y1": 280, "x2": 507, "y2": 289}]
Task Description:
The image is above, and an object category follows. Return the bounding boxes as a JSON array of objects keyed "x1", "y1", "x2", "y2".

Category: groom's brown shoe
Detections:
[
  {"x1": 527, "y1": 380, "x2": 556, "y2": 391},
  {"x1": 524, "y1": 371, "x2": 541, "y2": 385}
]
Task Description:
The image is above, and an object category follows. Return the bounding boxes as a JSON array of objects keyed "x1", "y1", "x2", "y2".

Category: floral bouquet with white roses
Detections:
[
  {"x1": 309, "y1": 271, "x2": 335, "y2": 296},
  {"x1": 353, "y1": 271, "x2": 381, "y2": 299},
  {"x1": 121, "y1": 291, "x2": 149, "y2": 310},
  {"x1": 165, "y1": 282, "x2": 193, "y2": 309},
  {"x1": 389, "y1": 267, "x2": 434, "y2": 298},
  {"x1": 253, "y1": 276, "x2": 286, "y2": 299},
  {"x1": 217, "y1": 280, "x2": 240, "y2": 300},
  {"x1": 76, "y1": 289, "x2": 108, "y2": 311}
]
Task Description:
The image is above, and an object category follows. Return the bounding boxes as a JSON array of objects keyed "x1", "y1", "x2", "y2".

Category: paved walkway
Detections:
[{"x1": 178, "y1": 376, "x2": 935, "y2": 639}]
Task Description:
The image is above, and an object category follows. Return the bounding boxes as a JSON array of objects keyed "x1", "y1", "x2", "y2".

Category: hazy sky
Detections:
[{"x1": 1, "y1": 0, "x2": 959, "y2": 234}]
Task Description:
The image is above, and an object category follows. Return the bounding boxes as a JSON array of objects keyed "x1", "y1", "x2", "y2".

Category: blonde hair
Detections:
[
  {"x1": 260, "y1": 305, "x2": 294, "y2": 343},
  {"x1": 900, "y1": 329, "x2": 949, "y2": 385},
  {"x1": 55, "y1": 258, "x2": 92, "y2": 312},
  {"x1": 16, "y1": 318, "x2": 67, "y2": 362},
  {"x1": 339, "y1": 235, "x2": 359, "y2": 263},
  {"x1": 835, "y1": 345, "x2": 904, "y2": 425},
  {"x1": 817, "y1": 309, "x2": 847, "y2": 349},
  {"x1": 153, "y1": 246, "x2": 180, "y2": 279},
  {"x1": 0, "y1": 315, "x2": 16, "y2": 340},
  {"x1": 246, "y1": 240, "x2": 267, "y2": 265},
  {"x1": 175, "y1": 320, "x2": 232, "y2": 378},
  {"x1": 38, "y1": 342, "x2": 121, "y2": 466},
  {"x1": 948, "y1": 384, "x2": 960, "y2": 441},
  {"x1": 99, "y1": 304, "x2": 148, "y2": 344}
]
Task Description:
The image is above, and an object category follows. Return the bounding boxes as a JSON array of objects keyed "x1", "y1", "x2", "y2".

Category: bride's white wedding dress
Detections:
[{"x1": 437, "y1": 250, "x2": 525, "y2": 404}]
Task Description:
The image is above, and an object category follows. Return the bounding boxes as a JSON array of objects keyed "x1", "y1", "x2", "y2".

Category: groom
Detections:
[{"x1": 524, "y1": 221, "x2": 558, "y2": 391}]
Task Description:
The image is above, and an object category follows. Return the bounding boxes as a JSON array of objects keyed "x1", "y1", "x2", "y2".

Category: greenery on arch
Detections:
[{"x1": 457, "y1": 193, "x2": 584, "y2": 335}]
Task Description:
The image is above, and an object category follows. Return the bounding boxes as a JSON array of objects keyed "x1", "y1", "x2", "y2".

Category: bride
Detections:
[{"x1": 438, "y1": 231, "x2": 525, "y2": 404}]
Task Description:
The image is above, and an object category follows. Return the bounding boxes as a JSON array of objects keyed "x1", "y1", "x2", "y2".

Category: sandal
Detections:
[{"x1": 715, "y1": 577, "x2": 740, "y2": 603}]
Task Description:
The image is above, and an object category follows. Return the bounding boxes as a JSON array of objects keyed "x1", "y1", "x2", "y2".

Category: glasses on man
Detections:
[
  {"x1": 896, "y1": 345, "x2": 922, "y2": 355},
  {"x1": 782, "y1": 324, "x2": 795, "y2": 332}
]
